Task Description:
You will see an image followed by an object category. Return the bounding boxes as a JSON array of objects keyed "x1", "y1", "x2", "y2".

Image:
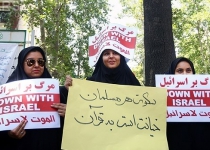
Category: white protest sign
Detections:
[
  {"x1": 156, "y1": 74, "x2": 210, "y2": 122},
  {"x1": 0, "y1": 43, "x2": 19, "y2": 85},
  {"x1": 0, "y1": 78, "x2": 60, "y2": 131},
  {"x1": 88, "y1": 23, "x2": 137, "y2": 66}
]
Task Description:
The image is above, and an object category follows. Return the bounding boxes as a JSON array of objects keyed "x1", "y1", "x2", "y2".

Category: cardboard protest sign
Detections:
[
  {"x1": 88, "y1": 23, "x2": 137, "y2": 66},
  {"x1": 62, "y1": 79, "x2": 168, "y2": 150},
  {"x1": 156, "y1": 75, "x2": 210, "y2": 122},
  {"x1": 0, "y1": 79, "x2": 60, "y2": 131}
]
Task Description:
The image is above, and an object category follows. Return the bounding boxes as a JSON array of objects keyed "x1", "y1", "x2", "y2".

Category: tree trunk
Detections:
[{"x1": 144, "y1": 0, "x2": 176, "y2": 86}]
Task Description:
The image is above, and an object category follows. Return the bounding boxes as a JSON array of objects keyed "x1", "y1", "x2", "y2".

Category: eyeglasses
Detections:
[{"x1": 25, "y1": 59, "x2": 45, "y2": 67}]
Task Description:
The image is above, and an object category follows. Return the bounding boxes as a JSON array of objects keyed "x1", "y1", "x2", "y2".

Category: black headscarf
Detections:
[
  {"x1": 167, "y1": 57, "x2": 195, "y2": 74},
  {"x1": 87, "y1": 53, "x2": 140, "y2": 86},
  {"x1": 7, "y1": 46, "x2": 52, "y2": 83}
]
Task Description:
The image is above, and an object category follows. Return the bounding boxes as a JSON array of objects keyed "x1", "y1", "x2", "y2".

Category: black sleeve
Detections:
[
  {"x1": 59, "y1": 86, "x2": 68, "y2": 104},
  {"x1": 0, "y1": 131, "x2": 14, "y2": 149},
  {"x1": 58, "y1": 86, "x2": 68, "y2": 149}
]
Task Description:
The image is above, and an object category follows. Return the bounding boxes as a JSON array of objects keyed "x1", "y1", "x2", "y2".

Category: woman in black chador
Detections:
[
  {"x1": 86, "y1": 49, "x2": 141, "y2": 86},
  {"x1": 0, "y1": 46, "x2": 67, "y2": 150},
  {"x1": 167, "y1": 57, "x2": 210, "y2": 150}
]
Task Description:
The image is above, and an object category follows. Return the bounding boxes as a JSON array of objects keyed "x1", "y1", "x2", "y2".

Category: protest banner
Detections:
[
  {"x1": 0, "y1": 43, "x2": 19, "y2": 85},
  {"x1": 88, "y1": 23, "x2": 137, "y2": 67},
  {"x1": 156, "y1": 74, "x2": 210, "y2": 122},
  {"x1": 0, "y1": 78, "x2": 60, "y2": 131},
  {"x1": 62, "y1": 79, "x2": 168, "y2": 150}
]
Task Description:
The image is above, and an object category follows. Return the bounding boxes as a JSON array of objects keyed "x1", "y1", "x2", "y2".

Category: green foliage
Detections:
[
  {"x1": 5, "y1": 0, "x2": 110, "y2": 84},
  {"x1": 172, "y1": 0, "x2": 210, "y2": 74},
  {"x1": 120, "y1": 0, "x2": 210, "y2": 78},
  {"x1": 68, "y1": 0, "x2": 110, "y2": 80},
  {"x1": 132, "y1": 64, "x2": 144, "y2": 85},
  {"x1": 119, "y1": 0, "x2": 144, "y2": 83},
  {"x1": 4, "y1": 4, "x2": 20, "y2": 30}
]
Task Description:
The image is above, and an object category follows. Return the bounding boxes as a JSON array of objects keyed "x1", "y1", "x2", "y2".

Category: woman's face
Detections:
[
  {"x1": 175, "y1": 61, "x2": 193, "y2": 75},
  {"x1": 102, "y1": 49, "x2": 121, "y2": 69},
  {"x1": 24, "y1": 51, "x2": 45, "y2": 78}
]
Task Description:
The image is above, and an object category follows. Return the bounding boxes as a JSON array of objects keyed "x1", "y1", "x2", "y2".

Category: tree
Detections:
[
  {"x1": 68, "y1": 0, "x2": 110, "y2": 79},
  {"x1": 119, "y1": 0, "x2": 176, "y2": 86},
  {"x1": 5, "y1": 0, "x2": 110, "y2": 83},
  {"x1": 119, "y1": 0, "x2": 145, "y2": 84},
  {"x1": 144, "y1": 0, "x2": 176, "y2": 86},
  {"x1": 172, "y1": 0, "x2": 210, "y2": 74}
]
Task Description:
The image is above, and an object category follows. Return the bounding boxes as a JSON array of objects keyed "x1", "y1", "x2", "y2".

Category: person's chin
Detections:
[
  {"x1": 108, "y1": 66, "x2": 117, "y2": 69},
  {"x1": 31, "y1": 74, "x2": 42, "y2": 78}
]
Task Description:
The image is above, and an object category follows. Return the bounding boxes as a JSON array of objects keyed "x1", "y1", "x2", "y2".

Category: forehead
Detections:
[
  {"x1": 25, "y1": 51, "x2": 43, "y2": 59},
  {"x1": 103, "y1": 49, "x2": 115, "y2": 53},
  {"x1": 176, "y1": 61, "x2": 191, "y2": 68}
]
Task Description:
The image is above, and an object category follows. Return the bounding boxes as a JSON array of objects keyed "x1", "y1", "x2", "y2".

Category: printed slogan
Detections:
[
  {"x1": 0, "y1": 79, "x2": 60, "y2": 131},
  {"x1": 156, "y1": 75, "x2": 210, "y2": 122},
  {"x1": 88, "y1": 23, "x2": 137, "y2": 66}
]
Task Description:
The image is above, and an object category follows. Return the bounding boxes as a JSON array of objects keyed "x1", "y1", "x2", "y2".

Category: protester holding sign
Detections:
[
  {"x1": 88, "y1": 24, "x2": 140, "y2": 85},
  {"x1": 166, "y1": 57, "x2": 210, "y2": 150},
  {"x1": 63, "y1": 24, "x2": 172, "y2": 150},
  {"x1": 0, "y1": 46, "x2": 67, "y2": 150},
  {"x1": 65, "y1": 23, "x2": 140, "y2": 88}
]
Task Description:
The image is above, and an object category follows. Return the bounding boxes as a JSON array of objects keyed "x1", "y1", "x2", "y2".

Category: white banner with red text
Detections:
[
  {"x1": 156, "y1": 74, "x2": 210, "y2": 122},
  {"x1": 0, "y1": 78, "x2": 60, "y2": 131},
  {"x1": 88, "y1": 23, "x2": 137, "y2": 66},
  {"x1": 0, "y1": 43, "x2": 20, "y2": 85}
]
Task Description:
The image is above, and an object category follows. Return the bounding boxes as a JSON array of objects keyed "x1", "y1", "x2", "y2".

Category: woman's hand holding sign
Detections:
[
  {"x1": 64, "y1": 75, "x2": 73, "y2": 90},
  {"x1": 51, "y1": 103, "x2": 66, "y2": 117},
  {"x1": 8, "y1": 120, "x2": 27, "y2": 139}
]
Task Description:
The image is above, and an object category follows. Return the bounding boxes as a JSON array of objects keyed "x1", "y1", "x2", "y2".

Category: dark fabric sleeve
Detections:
[
  {"x1": 58, "y1": 86, "x2": 68, "y2": 150},
  {"x1": 0, "y1": 131, "x2": 16, "y2": 150},
  {"x1": 59, "y1": 86, "x2": 68, "y2": 104}
]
